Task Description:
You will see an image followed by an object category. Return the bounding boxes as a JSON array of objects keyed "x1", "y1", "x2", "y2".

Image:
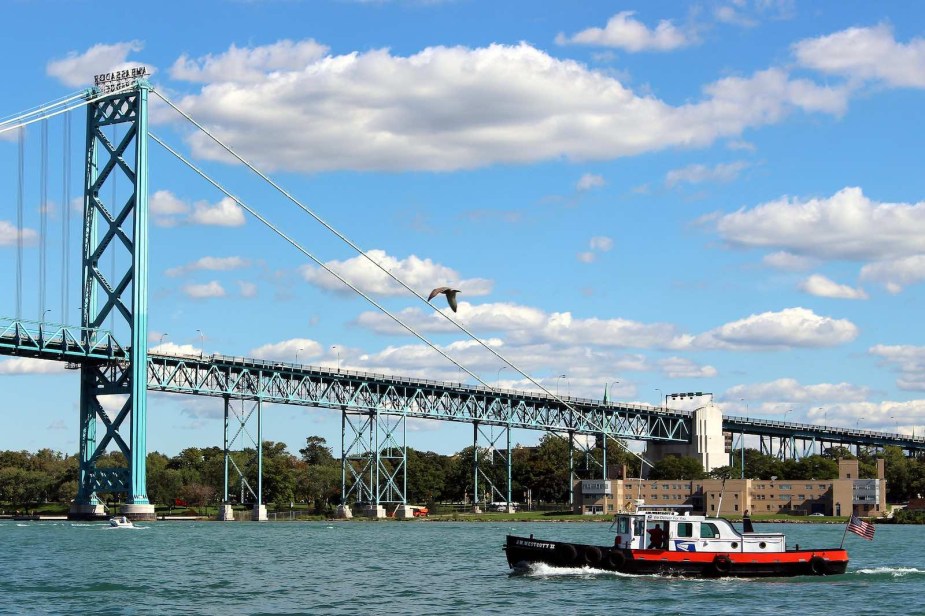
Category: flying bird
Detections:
[{"x1": 427, "y1": 287, "x2": 460, "y2": 312}]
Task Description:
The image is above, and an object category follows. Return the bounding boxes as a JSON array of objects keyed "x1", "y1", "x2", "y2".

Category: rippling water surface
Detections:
[{"x1": 0, "y1": 519, "x2": 921, "y2": 615}]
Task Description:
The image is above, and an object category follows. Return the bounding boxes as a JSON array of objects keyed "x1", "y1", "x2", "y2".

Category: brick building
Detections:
[{"x1": 574, "y1": 458, "x2": 886, "y2": 517}]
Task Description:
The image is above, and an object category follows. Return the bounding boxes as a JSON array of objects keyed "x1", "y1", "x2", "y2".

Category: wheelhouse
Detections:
[{"x1": 611, "y1": 504, "x2": 786, "y2": 553}]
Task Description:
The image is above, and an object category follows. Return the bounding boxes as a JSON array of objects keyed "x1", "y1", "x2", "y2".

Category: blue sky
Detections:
[{"x1": 2, "y1": 0, "x2": 925, "y2": 457}]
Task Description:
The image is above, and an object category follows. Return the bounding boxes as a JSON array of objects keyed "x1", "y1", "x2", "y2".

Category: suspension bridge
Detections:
[{"x1": 2, "y1": 78, "x2": 923, "y2": 520}]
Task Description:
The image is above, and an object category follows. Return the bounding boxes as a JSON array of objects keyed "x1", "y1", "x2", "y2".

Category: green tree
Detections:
[
  {"x1": 300, "y1": 436, "x2": 335, "y2": 466},
  {"x1": 648, "y1": 455, "x2": 706, "y2": 480}
]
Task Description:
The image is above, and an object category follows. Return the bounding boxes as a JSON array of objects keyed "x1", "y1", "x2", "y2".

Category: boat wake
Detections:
[
  {"x1": 514, "y1": 562, "x2": 637, "y2": 578},
  {"x1": 856, "y1": 567, "x2": 924, "y2": 577}
]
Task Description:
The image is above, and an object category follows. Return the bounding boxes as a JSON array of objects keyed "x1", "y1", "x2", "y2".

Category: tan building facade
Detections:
[{"x1": 574, "y1": 458, "x2": 886, "y2": 517}]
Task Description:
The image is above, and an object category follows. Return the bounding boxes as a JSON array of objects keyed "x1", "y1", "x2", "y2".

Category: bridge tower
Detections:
[{"x1": 69, "y1": 82, "x2": 155, "y2": 520}]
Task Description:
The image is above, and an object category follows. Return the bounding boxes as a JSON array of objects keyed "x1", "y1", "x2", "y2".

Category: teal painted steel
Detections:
[
  {"x1": 0, "y1": 318, "x2": 124, "y2": 360},
  {"x1": 74, "y1": 81, "x2": 152, "y2": 508}
]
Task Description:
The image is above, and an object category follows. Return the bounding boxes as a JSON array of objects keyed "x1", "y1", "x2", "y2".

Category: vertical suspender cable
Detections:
[
  {"x1": 16, "y1": 126, "x2": 24, "y2": 320},
  {"x1": 62, "y1": 111, "x2": 71, "y2": 324},
  {"x1": 40, "y1": 119, "x2": 48, "y2": 320},
  {"x1": 110, "y1": 124, "x2": 117, "y2": 334}
]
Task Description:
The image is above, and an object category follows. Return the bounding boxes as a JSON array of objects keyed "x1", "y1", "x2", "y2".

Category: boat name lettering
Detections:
[{"x1": 515, "y1": 539, "x2": 556, "y2": 550}]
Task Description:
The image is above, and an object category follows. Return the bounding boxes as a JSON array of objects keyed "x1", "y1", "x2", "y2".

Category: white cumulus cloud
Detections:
[
  {"x1": 658, "y1": 357, "x2": 718, "y2": 379},
  {"x1": 714, "y1": 187, "x2": 925, "y2": 261},
  {"x1": 0, "y1": 358, "x2": 67, "y2": 375},
  {"x1": 171, "y1": 39, "x2": 329, "y2": 83},
  {"x1": 677, "y1": 307, "x2": 858, "y2": 350},
  {"x1": 165, "y1": 256, "x2": 251, "y2": 277},
  {"x1": 794, "y1": 24, "x2": 925, "y2": 89},
  {"x1": 860, "y1": 255, "x2": 925, "y2": 294},
  {"x1": 47, "y1": 41, "x2": 149, "y2": 87},
  {"x1": 300, "y1": 249, "x2": 493, "y2": 298},
  {"x1": 182, "y1": 281, "x2": 226, "y2": 299},
  {"x1": 665, "y1": 161, "x2": 749, "y2": 187},
  {"x1": 556, "y1": 11, "x2": 695, "y2": 52},
  {"x1": 250, "y1": 338, "x2": 323, "y2": 362},
  {"x1": 0, "y1": 221, "x2": 38, "y2": 247},
  {"x1": 577, "y1": 173, "x2": 605, "y2": 191},
  {"x1": 189, "y1": 197, "x2": 246, "y2": 227},
  {"x1": 798, "y1": 274, "x2": 868, "y2": 300},
  {"x1": 869, "y1": 345, "x2": 925, "y2": 391},
  {"x1": 164, "y1": 41, "x2": 850, "y2": 173}
]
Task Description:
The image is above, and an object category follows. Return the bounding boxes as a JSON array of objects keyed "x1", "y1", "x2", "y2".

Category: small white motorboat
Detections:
[{"x1": 109, "y1": 516, "x2": 133, "y2": 528}]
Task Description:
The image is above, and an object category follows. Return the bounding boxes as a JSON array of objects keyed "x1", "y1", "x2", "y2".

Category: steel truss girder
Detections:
[
  {"x1": 76, "y1": 84, "x2": 150, "y2": 506},
  {"x1": 0, "y1": 318, "x2": 125, "y2": 362},
  {"x1": 146, "y1": 355, "x2": 692, "y2": 442}
]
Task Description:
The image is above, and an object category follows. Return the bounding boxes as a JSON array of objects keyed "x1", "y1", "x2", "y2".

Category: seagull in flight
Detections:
[{"x1": 427, "y1": 287, "x2": 460, "y2": 312}]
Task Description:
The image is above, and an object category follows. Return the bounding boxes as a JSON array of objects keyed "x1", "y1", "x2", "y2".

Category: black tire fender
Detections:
[
  {"x1": 712, "y1": 555, "x2": 733, "y2": 575},
  {"x1": 582, "y1": 546, "x2": 603, "y2": 566},
  {"x1": 555, "y1": 542, "x2": 578, "y2": 565},
  {"x1": 607, "y1": 549, "x2": 627, "y2": 570},
  {"x1": 810, "y1": 555, "x2": 826, "y2": 576}
]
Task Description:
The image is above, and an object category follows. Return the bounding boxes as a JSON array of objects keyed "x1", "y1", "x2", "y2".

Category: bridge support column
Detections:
[
  {"x1": 221, "y1": 396, "x2": 263, "y2": 520},
  {"x1": 471, "y1": 420, "x2": 512, "y2": 512},
  {"x1": 70, "y1": 81, "x2": 154, "y2": 521},
  {"x1": 341, "y1": 408, "x2": 406, "y2": 516}
]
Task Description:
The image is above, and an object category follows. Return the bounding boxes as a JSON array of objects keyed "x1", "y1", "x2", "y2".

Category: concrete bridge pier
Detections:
[{"x1": 121, "y1": 504, "x2": 156, "y2": 522}]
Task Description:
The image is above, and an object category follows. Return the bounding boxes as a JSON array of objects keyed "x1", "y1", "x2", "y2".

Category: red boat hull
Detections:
[{"x1": 505, "y1": 535, "x2": 849, "y2": 577}]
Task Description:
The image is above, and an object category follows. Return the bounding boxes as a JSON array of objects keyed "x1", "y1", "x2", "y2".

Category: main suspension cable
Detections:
[
  {"x1": 153, "y1": 93, "x2": 583, "y2": 405},
  {"x1": 0, "y1": 85, "x2": 136, "y2": 137},
  {"x1": 152, "y1": 91, "x2": 653, "y2": 468},
  {"x1": 150, "y1": 132, "x2": 487, "y2": 388}
]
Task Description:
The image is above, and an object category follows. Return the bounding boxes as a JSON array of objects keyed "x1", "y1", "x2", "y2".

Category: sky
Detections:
[{"x1": 1, "y1": 0, "x2": 925, "y2": 459}]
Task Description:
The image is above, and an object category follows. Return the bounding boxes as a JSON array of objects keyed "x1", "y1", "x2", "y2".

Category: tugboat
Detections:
[{"x1": 504, "y1": 505, "x2": 849, "y2": 577}]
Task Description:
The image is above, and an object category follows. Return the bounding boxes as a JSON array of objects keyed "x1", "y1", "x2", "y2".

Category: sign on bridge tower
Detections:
[{"x1": 70, "y1": 79, "x2": 154, "y2": 520}]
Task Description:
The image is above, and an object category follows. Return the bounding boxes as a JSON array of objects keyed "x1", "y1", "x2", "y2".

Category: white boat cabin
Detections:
[{"x1": 611, "y1": 505, "x2": 785, "y2": 553}]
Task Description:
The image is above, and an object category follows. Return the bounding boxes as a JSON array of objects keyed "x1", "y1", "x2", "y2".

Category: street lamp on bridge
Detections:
[
  {"x1": 556, "y1": 374, "x2": 567, "y2": 398},
  {"x1": 159, "y1": 333, "x2": 168, "y2": 348},
  {"x1": 784, "y1": 409, "x2": 792, "y2": 423},
  {"x1": 196, "y1": 329, "x2": 204, "y2": 358},
  {"x1": 497, "y1": 366, "x2": 506, "y2": 388},
  {"x1": 608, "y1": 381, "x2": 620, "y2": 405}
]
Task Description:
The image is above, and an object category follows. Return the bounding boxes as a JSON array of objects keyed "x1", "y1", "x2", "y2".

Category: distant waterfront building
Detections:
[{"x1": 574, "y1": 458, "x2": 886, "y2": 517}]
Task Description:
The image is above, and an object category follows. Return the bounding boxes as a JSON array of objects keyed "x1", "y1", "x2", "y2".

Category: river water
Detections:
[{"x1": 0, "y1": 519, "x2": 921, "y2": 615}]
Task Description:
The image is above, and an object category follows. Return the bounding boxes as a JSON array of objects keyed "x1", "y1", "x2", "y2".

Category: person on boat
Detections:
[
  {"x1": 742, "y1": 510, "x2": 754, "y2": 533},
  {"x1": 647, "y1": 524, "x2": 666, "y2": 549}
]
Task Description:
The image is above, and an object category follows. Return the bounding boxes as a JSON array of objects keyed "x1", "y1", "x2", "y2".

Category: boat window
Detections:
[
  {"x1": 677, "y1": 522, "x2": 693, "y2": 538},
  {"x1": 634, "y1": 519, "x2": 645, "y2": 536},
  {"x1": 616, "y1": 517, "x2": 630, "y2": 534},
  {"x1": 700, "y1": 522, "x2": 719, "y2": 538}
]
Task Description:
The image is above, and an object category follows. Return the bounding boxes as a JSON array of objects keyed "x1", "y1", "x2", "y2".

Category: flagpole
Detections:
[{"x1": 839, "y1": 515, "x2": 851, "y2": 549}]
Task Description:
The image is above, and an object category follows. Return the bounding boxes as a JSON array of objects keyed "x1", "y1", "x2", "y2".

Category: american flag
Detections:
[{"x1": 847, "y1": 515, "x2": 875, "y2": 540}]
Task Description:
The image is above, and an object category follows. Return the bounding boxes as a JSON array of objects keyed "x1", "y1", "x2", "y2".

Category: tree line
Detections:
[{"x1": 2, "y1": 438, "x2": 923, "y2": 513}]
